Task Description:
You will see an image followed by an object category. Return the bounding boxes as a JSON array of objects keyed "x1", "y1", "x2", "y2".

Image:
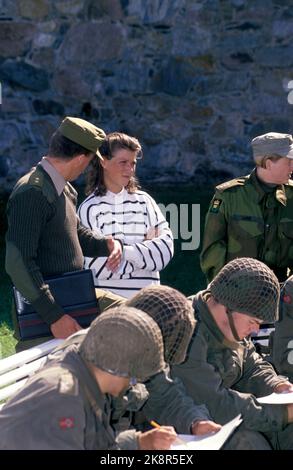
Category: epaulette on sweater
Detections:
[
  {"x1": 28, "y1": 168, "x2": 45, "y2": 189},
  {"x1": 28, "y1": 167, "x2": 58, "y2": 204},
  {"x1": 216, "y1": 176, "x2": 247, "y2": 193},
  {"x1": 11, "y1": 167, "x2": 58, "y2": 204}
]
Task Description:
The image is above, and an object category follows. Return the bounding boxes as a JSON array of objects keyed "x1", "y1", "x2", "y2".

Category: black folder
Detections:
[{"x1": 13, "y1": 269, "x2": 98, "y2": 340}]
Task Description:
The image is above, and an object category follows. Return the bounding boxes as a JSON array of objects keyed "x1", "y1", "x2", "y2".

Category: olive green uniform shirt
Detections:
[
  {"x1": 201, "y1": 169, "x2": 293, "y2": 282},
  {"x1": 172, "y1": 291, "x2": 288, "y2": 434},
  {"x1": 47, "y1": 331, "x2": 211, "y2": 448},
  {"x1": 0, "y1": 345, "x2": 140, "y2": 450}
]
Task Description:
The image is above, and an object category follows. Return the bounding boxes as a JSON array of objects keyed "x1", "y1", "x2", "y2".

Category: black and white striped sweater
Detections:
[{"x1": 78, "y1": 188, "x2": 174, "y2": 298}]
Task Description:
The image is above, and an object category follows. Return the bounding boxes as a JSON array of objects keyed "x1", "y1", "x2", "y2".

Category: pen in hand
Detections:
[
  {"x1": 149, "y1": 420, "x2": 161, "y2": 429},
  {"x1": 150, "y1": 420, "x2": 188, "y2": 448}
]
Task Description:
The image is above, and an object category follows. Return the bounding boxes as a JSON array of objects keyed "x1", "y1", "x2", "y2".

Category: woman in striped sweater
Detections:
[{"x1": 78, "y1": 132, "x2": 174, "y2": 298}]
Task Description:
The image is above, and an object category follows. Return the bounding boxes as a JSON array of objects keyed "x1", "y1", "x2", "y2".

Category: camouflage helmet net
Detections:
[
  {"x1": 126, "y1": 285, "x2": 196, "y2": 365},
  {"x1": 79, "y1": 306, "x2": 165, "y2": 381},
  {"x1": 209, "y1": 257, "x2": 280, "y2": 323}
]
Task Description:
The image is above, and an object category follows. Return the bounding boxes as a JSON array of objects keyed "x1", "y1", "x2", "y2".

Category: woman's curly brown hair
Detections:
[{"x1": 85, "y1": 132, "x2": 142, "y2": 196}]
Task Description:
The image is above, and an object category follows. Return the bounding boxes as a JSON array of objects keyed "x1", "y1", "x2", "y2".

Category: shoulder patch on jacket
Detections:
[
  {"x1": 210, "y1": 198, "x2": 222, "y2": 213},
  {"x1": 216, "y1": 177, "x2": 246, "y2": 193}
]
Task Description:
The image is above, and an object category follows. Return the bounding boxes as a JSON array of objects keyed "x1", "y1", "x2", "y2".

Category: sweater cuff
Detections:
[
  {"x1": 32, "y1": 295, "x2": 64, "y2": 325},
  {"x1": 92, "y1": 237, "x2": 109, "y2": 257},
  {"x1": 123, "y1": 245, "x2": 137, "y2": 262}
]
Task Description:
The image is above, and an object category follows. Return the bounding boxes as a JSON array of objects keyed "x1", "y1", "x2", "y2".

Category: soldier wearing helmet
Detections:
[
  {"x1": 172, "y1": 258, "x2": 293, "y2": 450},
  {"x1": 0, "y1": 306, "x2": 177, "y2": 450},
  {"x1": 119, "y1": 285, "x2": 221, "y2": 439}
]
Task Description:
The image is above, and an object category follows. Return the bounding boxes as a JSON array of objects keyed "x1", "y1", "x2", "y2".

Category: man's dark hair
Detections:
[{"x1": 48, "y1": 130, "x2": 93, "y2": 159}]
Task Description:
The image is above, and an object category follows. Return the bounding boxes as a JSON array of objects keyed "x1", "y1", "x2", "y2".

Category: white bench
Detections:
[
  {"x1": 0, "y1": 323, "x2": 275, "y2": 412},
  {"x1": 0, "y1": 339, "x2": 63, "y2": 410}
]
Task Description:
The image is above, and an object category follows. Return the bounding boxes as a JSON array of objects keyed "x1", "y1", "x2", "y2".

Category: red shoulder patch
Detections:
[{"x1": 59, "y1": 417, "x2": 75, "y2": 429}]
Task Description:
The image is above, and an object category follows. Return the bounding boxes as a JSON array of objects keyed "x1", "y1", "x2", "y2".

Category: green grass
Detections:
[
  {"x1": 0, "y1": 185, "x2": 213, "y2": 358},
  {"x1": 0, "y1": 324, "x2": 16, "y2": 359},
  {"x1": 0, "y1": 194, "x2": 16, "y2": 358},
  {"x1": 0, "y1": 277, "x2": 15, "y2": 360}
]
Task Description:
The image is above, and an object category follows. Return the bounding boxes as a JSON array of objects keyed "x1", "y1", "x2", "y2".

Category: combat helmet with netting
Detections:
[
  {"x1": 127, "y1": 285, "x2": 195, "y2": 365},
  {"x1": 209, "y1": 258, "x2": 279, "y2": 323},
  {"x1": 79, "y1": 306, "x2": 165, "y2": 381}
]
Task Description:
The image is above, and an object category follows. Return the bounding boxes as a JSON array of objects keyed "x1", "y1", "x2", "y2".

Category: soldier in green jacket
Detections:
[
  {"x1": 172, "y1": 258, "x2": 293, "y2": 450},
  {"x1": 0, "y1": 306, "x2": 178, "y2": 450},
  {"x1": 125, "y1": 285, "x2": 221, "y2": 437},
  {"x1": 201, "y1": 132, "x2": 293, "y2": 282},
  {"x1": 41, "y1": 285, "x2": 221, "y2": 447},
  {"x1": 273, "y1": 275, "x2": 293, "y2": 383}
]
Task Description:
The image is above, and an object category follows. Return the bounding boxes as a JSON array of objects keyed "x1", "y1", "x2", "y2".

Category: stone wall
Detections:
[{"x1": 0, "y1": 0, "x2": 293, "y2": 191}]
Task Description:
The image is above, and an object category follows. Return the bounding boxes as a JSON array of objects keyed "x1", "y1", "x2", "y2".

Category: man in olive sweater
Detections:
[{"x1": 6, "y1": 117, "x2": 123, "y2": 351}]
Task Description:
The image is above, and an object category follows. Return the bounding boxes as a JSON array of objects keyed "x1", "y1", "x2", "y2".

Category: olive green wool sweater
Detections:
[{"x1": 6, "y1": 165, "x2": 109, "y2": 325}]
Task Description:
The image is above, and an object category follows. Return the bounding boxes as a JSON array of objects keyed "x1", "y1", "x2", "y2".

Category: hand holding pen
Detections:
[
  {"x1": 151, "y1": 420, "x2": 191, "y2": 448},
  {"x1": 137, "y1": 420, "x2": 177, "y2": 450}
]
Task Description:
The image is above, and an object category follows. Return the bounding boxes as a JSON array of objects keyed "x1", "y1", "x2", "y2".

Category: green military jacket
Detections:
[
  {"x1": 0, "y1": 345, "x2": 139, "y2": 450},
  {"x1": 51, "y1": 331, "x2": 212, "y2": 441},
  {"x1": 172, "y1": 291, "x2": 288, "y2": 433},
  {"x1": 200, "y1": 169, "x2": 293, "y2": 282},
  {"x1": 138, "y1": 365, "x2": 210, "y2": 432}
]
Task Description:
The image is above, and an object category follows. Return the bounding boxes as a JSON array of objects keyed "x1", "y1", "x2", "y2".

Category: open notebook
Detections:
[{"x1": 171, "y1": 414, "x2": 242, "y2": 450}]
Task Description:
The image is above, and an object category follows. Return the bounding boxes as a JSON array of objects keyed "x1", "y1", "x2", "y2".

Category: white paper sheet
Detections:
[
  {"x1": 171, "y1": 414, "x2": 242, "y2": 450},
  {"x1": 256, "y1": 392, "x2": 293, "y2": 404}
]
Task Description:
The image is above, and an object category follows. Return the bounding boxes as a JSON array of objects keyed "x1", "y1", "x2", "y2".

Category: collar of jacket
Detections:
[
  {"x1": 193, "y1": 291, "x2": 244, "y2": 351},
  {"x1": 48, "y1": 333, "x2": 108, "y2": 411},
  {"x1": 54, "y1": 346, "x2": 106, "y2": 411},
  {"x1": 40, "y1": 158, "x2": 66, "y2": 196},
  {"x1": 70, "y1": 349, "x2": 117, "y2": 448},
  {"x1": 75, "y1": 351, "x2": 107, "y2": 409},
  {"x1": 250, "y1": 168, "x2": 287, "y2": 206}
]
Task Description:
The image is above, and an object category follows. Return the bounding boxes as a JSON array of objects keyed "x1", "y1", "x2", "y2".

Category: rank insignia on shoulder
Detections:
[{"x1": 210, "y1": 199, "x2": 222, "y2": 213}]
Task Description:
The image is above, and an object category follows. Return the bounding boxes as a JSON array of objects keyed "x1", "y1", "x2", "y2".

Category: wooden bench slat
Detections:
[
  {"x1": 0, "y1": 339, "x2": 64, "y2": 408},
  {"x1": 0, "y1": 356, "x2": 48, "y2": 388},
  {"x1": 0, "y1": 339, "x2": 63, "y2": 376},
  {"x1": 0, "y1": 378, "x2": 29, "y2": 403}
]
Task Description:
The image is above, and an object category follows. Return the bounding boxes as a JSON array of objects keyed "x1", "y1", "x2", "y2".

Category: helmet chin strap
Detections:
[{"x1": 226, "y1": 308, "x2": 241, "y2": 342}]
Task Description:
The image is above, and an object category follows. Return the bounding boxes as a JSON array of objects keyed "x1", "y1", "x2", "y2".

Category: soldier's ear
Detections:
[{"x1": 264, "y1": 157, "x2": 272, "y2": 170}]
